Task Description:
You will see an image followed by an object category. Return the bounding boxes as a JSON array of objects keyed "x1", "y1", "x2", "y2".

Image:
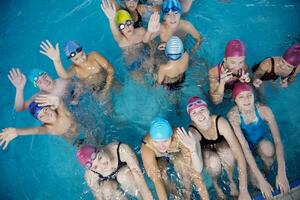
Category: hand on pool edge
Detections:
[
  {"x1": 276, "y1": 173, "x2": 290, "y2": 195},
  {"x1": 0, "y1": 128, "x2": 18, "y2": 150},
  {"x1": 238, "y1": 190, "x2": 251, "y2": 200}
]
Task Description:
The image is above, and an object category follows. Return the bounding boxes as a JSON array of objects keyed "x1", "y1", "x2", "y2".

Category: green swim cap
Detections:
[{"x1": 115, "y1": 10, "x2": 132, "y2": 26}]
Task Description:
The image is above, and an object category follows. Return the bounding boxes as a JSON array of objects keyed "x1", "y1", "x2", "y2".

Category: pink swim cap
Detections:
[
  {"x1": 282, "y1": 44, "x2": 300, "y2": 67},
  {"x1": 232, "y1": 82, "x2": 253, "y2": 99},
  {"x1": 76, "y1": 145, "x2": 97, "y2": 167},
  {"x1": 225, "y1": 39, "x2": 246, "y2": 58},
  {"x1": 187, "y1": 96, "x2": 208, "y2": 114}
]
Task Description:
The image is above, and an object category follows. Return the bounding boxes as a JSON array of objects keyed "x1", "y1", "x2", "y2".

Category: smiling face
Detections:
[
  {"x1": 224, "y1": 56, "x2": 245, "y2": 73},
  {"x1": 152, "y1": 139, "x2": 172, "y2": 153},
  {"x1": 70, "y1": 50, "x2": 87, "y2": 65},
  {"x1": 235, "y1": 91, "x2": 254, "y2": 111},
  {"x1": 189, "y1": 106, "x2": 211, "y2": 130},
  {"x1": 37, "y1": 107, "x2": 57, "y2": 123},
  {"x1": 89, "y1": 150, "x2": 112, "y2": 173},
  {"x1": 164, "y1": 11, "x2": 181, "y2": 28},
  {"x1": 36, "y1": 73, "x2": 54, "y2": 91},
  {"x1": 120, "y1": 21, "x2": 134, "y2": 37},
  {"x1": 279, "y1": 58, "x2": 295, "y2": 72},
  {"x1": 124, "y1": 0, "x2": 138, "y2": 11}
]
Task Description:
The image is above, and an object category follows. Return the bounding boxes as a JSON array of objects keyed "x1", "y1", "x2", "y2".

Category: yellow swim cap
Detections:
[{"x1": 115, "y1": 10, "x2": 132, "y2": 26}]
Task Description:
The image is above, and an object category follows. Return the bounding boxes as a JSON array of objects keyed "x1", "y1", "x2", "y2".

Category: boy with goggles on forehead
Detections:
[
  {"x1": 39, "y1": 39, "x2": 114, "y2": 101},
  {"x1": 143, "y1": 0, "x2": 202, "y2": 52},
  {"x1": 77, "y1": 142, "x2": 153, "y2": 200},
  {"x1": 8, "y1": 67, "x2": 69, "y2": 112}
]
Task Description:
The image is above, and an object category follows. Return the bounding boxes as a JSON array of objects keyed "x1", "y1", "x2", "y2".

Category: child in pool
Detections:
[
  {"x1": 141, "y1": 117, "x2": 209, "y2": 200},
  {"x1": 227, "y1": 83, "x2": 290, "y2": 199},
  {"x1": 0, "y1": 94, "x2": 79, "y2": 150},
  {"x1": 77, "y1": 142, "x2": 153, "y2": 200}
]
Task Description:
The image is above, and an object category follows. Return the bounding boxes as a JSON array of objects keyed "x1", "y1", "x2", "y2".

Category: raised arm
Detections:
[
  {"x1": 143, "y1": 12, "x2": 161, "y2": 43},
  {"x1": 176, "y1": 127, "x2": 203, "y2": 172},
  {"x1": 40, "y1": 40, "x2": 74, "y2": 79},
  {"x1": 141, "y1": 143, "x2": 168, "y2": 200},
  {"x1": 209, "y1": 66, "x2": 232, "y2": 104},
  {"x1": 0, "y1": 126, "x2": 49, "y2": 150},
  {"x1": 8, "y1": 68, "x2": 31, "y2": 111},
  {"x1": 227, "y1": 109, "x2": 273, "y2": 199},
  {"x1": 218, "y1": 117, "x2": 251, "y2": 200},
  {"x1": 101, "y1": 0, "x2": 123, "y2": 44},
  {"x1": 120, "y1": 144, "x2": 153, "y2": 200},
  {"x1": 260, "y1": 105, "x2": 290, "y2": 195},
  {"x1": 181, "y1": 20, "x2": 203, "y2": 51}
]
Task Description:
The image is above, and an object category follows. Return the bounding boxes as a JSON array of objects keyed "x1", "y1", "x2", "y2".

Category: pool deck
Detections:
[{"x1": 273, "y1": 186, "x2": 300, "y2": 200}]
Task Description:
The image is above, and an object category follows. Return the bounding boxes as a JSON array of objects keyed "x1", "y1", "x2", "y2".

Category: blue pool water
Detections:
[{"x1": 0, "y1": 0, "x2": 300, "y2": 199}]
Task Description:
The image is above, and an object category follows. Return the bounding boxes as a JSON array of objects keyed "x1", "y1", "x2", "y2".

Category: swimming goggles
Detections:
[
  {"x1": 166, "y1": 53, "x2": 183, "y2": 61},
  {"x1": 67, "y1": 47, "x2": 83, "y2": 59},
  {"x1": 125, "y1": 0, "x2": 138, "y2": 2},
  {"x1": 119, "y1": 20, "x2": 133, "y2": 30},
  {"x1": 33, "y1": 72, "x2": 47, "y2": 87},
  {"x1": 85, "y1": 150, "x2": 98, "y2": 169},
  {"x1": 163, "y1": 6, "x2": 180, "y2": 14},
  {"x1": 187, "y1": 99, "x2": 207, "y2": 109}
]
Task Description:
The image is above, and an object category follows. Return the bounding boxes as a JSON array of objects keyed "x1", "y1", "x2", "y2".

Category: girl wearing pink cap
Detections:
[
  {"x1": 187, "y1": 96, "x2": 251, "y2": 200},
  {"x1": 252, "y1": 44, "x2": 300, "y2": 88},
  {"x1": 77, "y1": 142, "x2": 153, "y2": 200},
  {"x1": 209, "y1": 39, "x2": 251, "y2": 104},
  {"x1": 227, "y1": 82, "x2": 290, "y2": 199}
]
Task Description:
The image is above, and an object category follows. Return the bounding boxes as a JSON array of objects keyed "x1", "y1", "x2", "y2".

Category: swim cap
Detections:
[
  {"x1": 76, "y1": 145, "x2": 97, "y2": 167},
  {"x1": 282, "y1": 44, "x2": 300, "y2": 67},
  {"x1": 150, "y1": 117, "x2": 173, "y2": 141},
  {"x1": 232, "y1": 82, "x2": 253, "y2": 99},
  {"x1": 28, "y1": 102, "x2": 46, "y2": 119},
  {"x1": 162, "y1": 0, "x2": 182, "y2": 16},
  {"x1": 115, "y1": 10, "x2": 132, "y2": 26},
  {"x1": 186, "y1": 96, "x2": 208, "y2": 114},
  {"x1": 165, "y1": 36, "x2": 184, "y2": 61},
  {"x1": 225, "y1": 39, "x2": 246, "y2": 58},
  {"x1": 28, "y1": 68, "x2": 46, "y2": 87},
  {"x1": 64, "y1": 41, "x2": 81, "y2": 58}
]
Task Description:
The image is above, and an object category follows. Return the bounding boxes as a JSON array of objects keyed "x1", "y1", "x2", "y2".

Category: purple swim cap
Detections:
[
  {"x1": 283, "y1": 44, "x2": 300, "y2": 68},
  {"x1": 76, "y1": 145, "x2": 97, "y2": 167},
  {"x1": 28, "y1": 102, "x2": 46, "y2": 119},
  {"x1": 225, "y1": 39, "x2": 246, "y2": 58}
]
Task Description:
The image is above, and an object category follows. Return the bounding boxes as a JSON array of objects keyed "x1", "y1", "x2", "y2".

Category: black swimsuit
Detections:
[
  {"x1": 252, "y1": 57, "x2": 297, "y2": 81},
  {"x1": 91, "y1": 142, "x2": 127, "y2": 182},
  {"x1": 189, "y1": 116, "x2": 225, "y2": 151}
]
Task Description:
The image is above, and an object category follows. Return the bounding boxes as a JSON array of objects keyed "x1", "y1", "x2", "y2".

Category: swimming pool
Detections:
[{"x1": 0, "y1": 0, "x2": 300, "y2": 199}]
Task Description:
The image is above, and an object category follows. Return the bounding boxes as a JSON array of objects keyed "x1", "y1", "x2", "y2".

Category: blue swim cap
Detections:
[
  {"x1": 162, "y1": 0, "x2": 182, "y2": 16},
  {"x1": 64, "y1": 41, "x2": 81, "y2": 58},
  {"x1": 165, "y1": 36, "x2": 184, "y2": 61},
  {"x1": 28, "y1": 102, "x2": 46, "y2": 119},
  {"x1": 28, "y1": 68, "x2": 46, "y2": 87},
  {"x1": 150, "y1": 117, "x2": 173, "y2": 141}
]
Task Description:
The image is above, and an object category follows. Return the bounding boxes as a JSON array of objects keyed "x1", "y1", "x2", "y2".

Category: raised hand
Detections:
[
  {"x1": 40, "y1": 40, "x2": 60, "y2": 62},
  {"x1": 147, "y1": 12, "x2": 160, "y2": 33},
  {"x1": 253, "y1": 78, "x2": 263, "y2": 88},
  {"x1": 239, "y1": 69, "x2": 250, "y2": 83},
  {"x1": 35, "y1": 94, "x2": 60, "y2": 109},
  {"x1": 8, "y1": 68, "x2": 27, "y2": 90},
  {"x1": 220, "y1": 67, "x2": 233, "y2": 84},
  {"x1": 101, "y1": 0, "x2": 116, "y2": 20},
  {"x1": 280, "y1": 78, "x2": 288, "y2": 88},
  {"x1": 0, "y1": 128, "x2": 18, "y2": 150},
  {"x1": 258, "y1": 178, "x2": 273, "y2": 199},
  {"x1": 176, "y1": 127, "x2": 197, "y2": 152},
  {"x1": 276, "y1": 173, "x2": 290, "y2": 195}
]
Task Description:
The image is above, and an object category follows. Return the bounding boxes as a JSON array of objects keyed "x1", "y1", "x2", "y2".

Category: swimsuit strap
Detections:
[
  {"x1": 116, "y1": 142, "x2": 126, "y2": 167},
  {"x1": 216, "y1": 115, "x2": 221, "y2": 137},
  {"x1": 284, "y1": 65, "x2": 297, "y2": 80},
  {"x1": 189, "y1": 124, "x2": 203, "y2": 137},
  {"x1": 254, "y1": 105, "x2": 263, "y2": 121}
]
